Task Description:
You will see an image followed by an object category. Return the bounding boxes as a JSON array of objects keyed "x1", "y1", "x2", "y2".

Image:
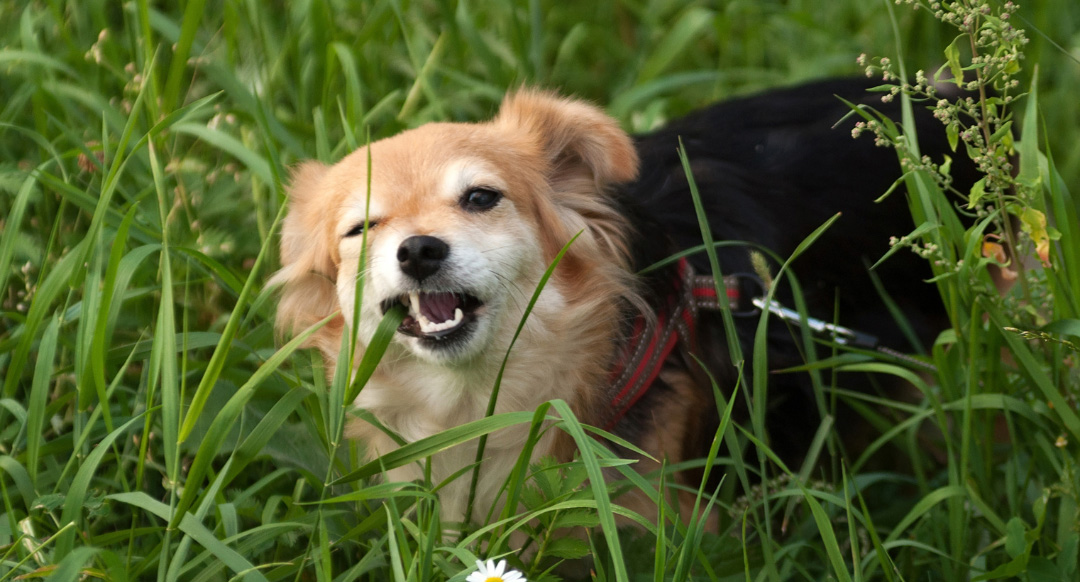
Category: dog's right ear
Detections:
[
  {"x1": 495, "y1": 90, "x2": 639, "y2": 190},
  {"x1": 269, "y1": 161, "x2": 342, "y2": 338},
  {"x1": 494, "y1": 90, "x2": 642, "y2": 296}
]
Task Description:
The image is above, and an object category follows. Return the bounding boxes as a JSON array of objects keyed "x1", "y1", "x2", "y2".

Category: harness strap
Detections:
[
  {"x1": 602, "y1": 257, "x2": 921, "y2": 430},
  {"x1": 603, "y1": 259, "x2": 740, "y2": 430}
]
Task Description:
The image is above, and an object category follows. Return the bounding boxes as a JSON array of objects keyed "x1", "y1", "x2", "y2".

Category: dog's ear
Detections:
[
  {"x1": 495, "y1": 90, "x2": 639, "y2": 189},
  {"x1": 494, "y1": 90, "x2": 640, "y2": 296},
  {"x1": 269, "y1": 161, "x2": 342, "y2": 342}
]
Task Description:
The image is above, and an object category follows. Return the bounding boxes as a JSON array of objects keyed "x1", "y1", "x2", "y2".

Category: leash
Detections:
[
  {"x1": 749, "y1": 296, "x2": 938, "y2": 372},
  {"x1": 603, "y1": 259, "x2": 936, "y2": 429}
]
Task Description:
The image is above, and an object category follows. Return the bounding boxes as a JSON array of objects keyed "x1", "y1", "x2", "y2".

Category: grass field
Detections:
[{"x1": 2, "y1": 0, "x2": 1080, "y2": 580}]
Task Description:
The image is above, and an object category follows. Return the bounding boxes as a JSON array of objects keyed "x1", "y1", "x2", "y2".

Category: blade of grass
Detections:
[
  {"x1": 24, "y1": 316, "x2": 58, "y2": 481},
  {"x1": 161, "y1": 0, "x2": 209, "y2": 112},
  {"x1": 637, "y1": 7, "x2": 714, "y2": 84},
  {"x1": 465, "y1": 231, "x2": 581, "y2": 523},
  {"x1": 109, "y1": 491, "x2": 270, "y2": 582},
  {"x1": 677, "y1": 138, "x2": 742, "y2": 364},
  {"x1": 88, "y1": 205, "x2": 141, "y2": 434},
  {"x1": 0, "y1": 161, "x2": 52, "y2": 299},
  {"x1": 55, "y1": 412, "x2": 147, "y2": 559},
  {"x1": 332, "y1": 411, "x2": 538, "y2": 485},
  {"x1": 549, "y1": 399, "x2": 628, "y2": 582},
  {"x1": 2, "y1": 238, "x2": 87, "y2": 399},
  {"x1": 801, "y1": 483, "x2": 854, "y2": 582},
  {"x1": 178, "y1": 200, "x2": 288, "y2": 444},
  {"x1": 171, "y1": 312, "x2": 336, "y2": 525}
]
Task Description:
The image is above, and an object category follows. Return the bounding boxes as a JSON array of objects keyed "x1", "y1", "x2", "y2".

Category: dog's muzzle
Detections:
[{"x1": 381, "y1": 235, "x2": 486, "y2": 345}]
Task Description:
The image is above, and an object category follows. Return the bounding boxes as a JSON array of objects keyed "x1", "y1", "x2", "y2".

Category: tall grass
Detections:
[{"x1": 1, "y1": 0, "x2": 1079, "y2": 580}]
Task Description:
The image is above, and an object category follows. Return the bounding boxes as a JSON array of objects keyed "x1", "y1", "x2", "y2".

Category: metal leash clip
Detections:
[{"x1": 750, "y1": 296, "x2": 880, "y2": 350}]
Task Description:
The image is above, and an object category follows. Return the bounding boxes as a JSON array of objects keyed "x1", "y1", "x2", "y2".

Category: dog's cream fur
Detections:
[{"x1": 272, "y1": 92, "x2": 650, "y2": 523}]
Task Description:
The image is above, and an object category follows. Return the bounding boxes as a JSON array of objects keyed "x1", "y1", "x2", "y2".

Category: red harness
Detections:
[{"x1": 603, "y1": 258, "x2": 743, "y2": 429}]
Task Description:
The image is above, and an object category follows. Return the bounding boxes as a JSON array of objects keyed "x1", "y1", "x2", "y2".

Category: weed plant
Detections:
[{"x1": 1, "y1": 1, "x2": 1079, "y2": 580}]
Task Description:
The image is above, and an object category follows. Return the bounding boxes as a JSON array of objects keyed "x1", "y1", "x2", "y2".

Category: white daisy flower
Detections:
[{"x1": 465, "y1": 559, "x2": 526, "y2": 582}]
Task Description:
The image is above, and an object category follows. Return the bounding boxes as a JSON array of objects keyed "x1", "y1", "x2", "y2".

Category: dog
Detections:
[{"x1": 271, "y1": 78, "x2": 976, "y2": 526}]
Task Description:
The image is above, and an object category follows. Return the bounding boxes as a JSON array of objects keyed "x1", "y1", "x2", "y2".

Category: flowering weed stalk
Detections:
[
  {"x1": 858, "y1": 0, "x2": 1055, "y2": 316},
  {"x1": 850, "y1": 0, "x2": 1080, "y2": 578}
]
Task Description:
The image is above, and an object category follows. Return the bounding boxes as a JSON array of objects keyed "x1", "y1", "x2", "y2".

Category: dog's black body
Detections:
[{"x1": 612, "y1": 78, "x2": 977, "y2": 468}]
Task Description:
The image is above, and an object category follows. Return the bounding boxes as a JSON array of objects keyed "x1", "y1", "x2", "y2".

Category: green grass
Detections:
[{"x1": 2, "y1": 0, "x2": 1080, "y2": 580}]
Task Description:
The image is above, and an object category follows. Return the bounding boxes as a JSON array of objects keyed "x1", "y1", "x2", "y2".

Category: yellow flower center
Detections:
[{"x1": 484, "y1": 578, "x2": 503, "y2": 582}]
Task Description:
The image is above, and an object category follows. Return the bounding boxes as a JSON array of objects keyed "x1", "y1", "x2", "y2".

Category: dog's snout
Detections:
[{"x1": 397, "y1": 235, "x2": 449, "y2": 281}]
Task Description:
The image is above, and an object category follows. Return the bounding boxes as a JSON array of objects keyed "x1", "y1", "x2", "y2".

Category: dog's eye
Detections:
[
  {"x1": 460, "y1": 187, "x2": 502, "y2": 212},
  {"x1": 344, "y1": 220, "x2": 377, "y2": 238}
]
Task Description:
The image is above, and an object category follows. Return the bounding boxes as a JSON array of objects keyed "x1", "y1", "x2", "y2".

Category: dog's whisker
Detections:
[
  {"x1": 489, "y1": 271, "x2": 526, "y2": 298},
  {"x1": 480, "y1": 245, "x2": 516, "y2": 255}
]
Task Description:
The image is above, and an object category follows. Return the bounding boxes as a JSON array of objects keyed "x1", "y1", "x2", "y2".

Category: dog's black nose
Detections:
[{"x1": 397, "y1": 235, "x2": 449, "y2": 281}]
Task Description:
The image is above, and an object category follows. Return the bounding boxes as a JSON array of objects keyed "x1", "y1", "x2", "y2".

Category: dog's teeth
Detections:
[
  {"x1": 431, "y1": 308, "x2": 462, "y2": 331},
  {"x1": 406, "y1": 291, "x2": 467, "y2": 335},
  {"x1": 415, "y1": 306, "x2": 465, "y2": 334},
  {"x1": 409, "y1": 291, "x2": 421, "y2": 316},
  {"x1": 418, "y1": 314, "x2": 442, "y2": 334}
]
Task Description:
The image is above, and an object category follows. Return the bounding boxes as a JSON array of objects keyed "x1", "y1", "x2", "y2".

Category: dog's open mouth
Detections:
[{"x1": 381, "y1": 291, "x2": 484, "y2": 342}]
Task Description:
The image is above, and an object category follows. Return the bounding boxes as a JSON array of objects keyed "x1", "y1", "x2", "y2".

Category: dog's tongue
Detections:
[{"x1": 419, "y1": 292, "x2": 460, "y2": 324}]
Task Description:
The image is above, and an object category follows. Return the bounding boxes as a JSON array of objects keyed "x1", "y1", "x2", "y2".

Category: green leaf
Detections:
[
  {"x1": 1017, "y1": 68, "x2": 1041, "y2": 188},
  {"x1": 989, "y1": 307, "x2": 1080, "y2": 441},
  {"x1": 1005, "y1": 517, "x2": 1027, "y2": 558},
  {"x1": 944, "y1": 35, "x2": 965, "y2": 86},
  {"x1": 971, "y1": 556, "x2": 1028, "y2": 581},
  {"x1": 989, "y1": 120, "x2": 1013, "y2": 146},
  {"x1": 1059, "y1": 533, "x2": 1079, "y2": 577},
  {"x1": 220, "y1": 386, "x2": 309, "y2": 486},
  {"x1": 968, "y1": 177, "x2": 987, "y2": 209},
  {"x1": 549, "y1": 510, "x2": 601, "y2": 530},
  {"x1": 32, "y1": 493, "x2": 66, "y2": 512},
  {"x1": 549, "y1": 400, "x2": 629, "y2": 582},
  {"x1": 545, "y1": 536, "x2": 591, "y2": 560},
  {"x1": 871, "y1": 220, "x2": 940, "y2": 270},
  {"x1": 2, "y1": 238, "x2": 88, "y2": 399}
]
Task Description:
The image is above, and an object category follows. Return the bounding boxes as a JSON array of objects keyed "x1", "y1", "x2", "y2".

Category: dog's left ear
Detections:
[
  {"x1": 495, "y1": 90, "x2": 639, "y2": 189},
  {"x1": 269, "y1": 161, "x2": 343, "y2": 350}
]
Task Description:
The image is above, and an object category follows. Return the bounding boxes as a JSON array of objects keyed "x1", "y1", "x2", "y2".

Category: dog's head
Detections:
[{"x1": 272, "y1": 91, "x2": 640, "y2": 367}]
